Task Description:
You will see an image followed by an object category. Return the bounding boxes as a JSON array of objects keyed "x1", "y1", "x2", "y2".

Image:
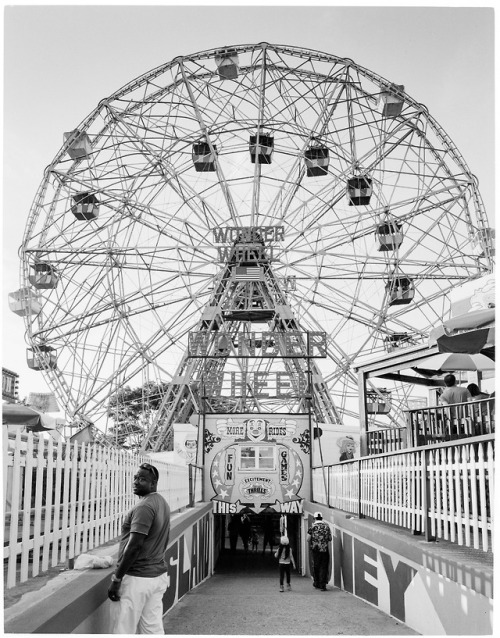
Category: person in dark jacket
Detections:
[{"x1": 306, "y1": 512, "x2": 332, "y2": 591}]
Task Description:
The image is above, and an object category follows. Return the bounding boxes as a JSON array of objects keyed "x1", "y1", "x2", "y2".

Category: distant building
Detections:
[{"x1": 2, "y1": 368, "x2": 19, "y2": 403}]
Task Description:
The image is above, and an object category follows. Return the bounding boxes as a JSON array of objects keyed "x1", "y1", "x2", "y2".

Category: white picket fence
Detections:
[
  {"x1": 3, "y1": 429, "x2": 192, "y2": 589},
  {"x1": 313, "y1": 436, "x2": 494, "y2": 552}
]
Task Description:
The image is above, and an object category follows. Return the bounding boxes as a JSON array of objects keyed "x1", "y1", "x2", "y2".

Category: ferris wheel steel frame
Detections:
[{"x1": 17, "y1": 43, "x2": 493, "y2": 449}]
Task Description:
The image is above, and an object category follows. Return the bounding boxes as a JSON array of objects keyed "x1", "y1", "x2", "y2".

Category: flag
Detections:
[{"x1": 233, "y1": 266, "x2": 263, "y2": 281}]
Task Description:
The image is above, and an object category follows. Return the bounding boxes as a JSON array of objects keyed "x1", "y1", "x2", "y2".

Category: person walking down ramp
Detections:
[
  {"x1": 108, "y1": 463, "x2": 171, "y2": 634},
  {"x1": 275, "y1": 536, "x2": 296, "y2": 592},
  {"x1": 307, "y1": 512, "x2": 332, "y2": 591},
  {"x1": 250, "y1": 527, "x2": 259, "y2": 551}
]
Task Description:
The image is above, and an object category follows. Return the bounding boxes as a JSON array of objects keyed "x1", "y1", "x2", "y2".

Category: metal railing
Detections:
[
  {"x1": 188, "y1": 464, "x2": 204, "y2": 506},
  {"x1": 407, "y1": 399, "x2": 494, "y2": 445},
  {"x1": 312, "y1": 434, "x2": 494, "y2": 552},
  {"x1": 366, "y1": 398, "x2": 495, "y2": 453}
]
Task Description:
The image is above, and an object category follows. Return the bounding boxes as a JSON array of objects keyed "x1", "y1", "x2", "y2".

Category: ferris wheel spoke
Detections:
[
  {"x1": 262, "y1": 69, "x2": 349, "y2": 228},
  {"x1": 96, "y1": 105, "x2": 231, "y2": 234},
  {"x1": 66, "y1": 301, "x2": 203, "y2": 414},
  {"x1": 177, "y1": 59, "x2": 241, "y2": 226},
  {"x1": 17, "y1": 44, "x2": 492, "y2": 440}
]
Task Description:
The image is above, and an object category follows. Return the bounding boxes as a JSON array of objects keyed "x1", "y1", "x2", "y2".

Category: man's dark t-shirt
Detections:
[{"x1": 118, "y1": 492, "x2": 170, "y2": 577}]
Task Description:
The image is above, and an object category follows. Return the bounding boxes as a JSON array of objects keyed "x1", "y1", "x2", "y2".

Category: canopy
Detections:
[
  {"x1": 414, "y1": 352, "x2": 495, "y2": 377},
  {"x1": 2, "y1": 403, "x2": 57, "y2": 431},
  {"x1": 429, "y1": 274, "x2": 495, "y2": 354},
  {"x1": 429, "y1": 308, "x2": 495, "y2": 354}
]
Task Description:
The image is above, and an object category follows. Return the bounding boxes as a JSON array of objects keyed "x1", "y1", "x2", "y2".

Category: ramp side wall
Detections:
[{"x1": 302, "y1": 504, "x2": 493, "y2": 635}]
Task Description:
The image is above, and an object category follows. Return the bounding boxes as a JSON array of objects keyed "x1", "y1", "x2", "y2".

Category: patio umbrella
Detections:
[
  {"x1": 2, "y1": 403, "x2": 57, "y2": 431},
  {"x1": 414, "y1": 352, "x2": 495, "y2": 377},
  {"x1": 428, "y1": 307, "x2": 495, "y2": 354}
]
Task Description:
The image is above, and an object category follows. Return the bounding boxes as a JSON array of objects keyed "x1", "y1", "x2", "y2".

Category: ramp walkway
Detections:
[{"x1": 163, "y1": 547, "x2": 418, "y2": 635}]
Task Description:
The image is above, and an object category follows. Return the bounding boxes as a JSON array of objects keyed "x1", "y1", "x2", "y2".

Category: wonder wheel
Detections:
[{"x1": 16, "y1": 43, "x2": 493, "y2": 448}]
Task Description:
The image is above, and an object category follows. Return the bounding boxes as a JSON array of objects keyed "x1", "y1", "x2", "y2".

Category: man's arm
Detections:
[
  {"x1": 108, "y1": 532, "x2": 146, "y2": 601},
  {"x1": 115, "y1": 532, "x2": 146, "y2": 579}
]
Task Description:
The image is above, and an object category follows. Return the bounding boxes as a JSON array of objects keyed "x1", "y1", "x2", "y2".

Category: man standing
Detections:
[
  {"x1": 307, "y1": 512, "x2": 332, "y2": 591},
  {"x1": 439, "y1": 374, "x2": 472, "y2": 436},
  {"x1": 439, "y1": 374, "x2": 471, "y2": 406},
  {"x1": 108, "y1": 463, "x2": 170, "y2": 634}
]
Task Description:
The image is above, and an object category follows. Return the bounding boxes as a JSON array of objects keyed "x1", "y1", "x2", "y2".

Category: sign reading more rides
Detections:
[{"x1": 204, "y1": 413, "x2": 310, "y2": 515}]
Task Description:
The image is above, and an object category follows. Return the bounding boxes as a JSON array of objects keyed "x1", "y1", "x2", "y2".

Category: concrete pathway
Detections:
[{"x1": 163, "y1": 549, "x2": 418, "y2": 635}]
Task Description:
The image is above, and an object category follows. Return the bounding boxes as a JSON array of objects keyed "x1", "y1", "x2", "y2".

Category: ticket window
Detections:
[{"x1": 239, "y1": 446, "x2": 276, "y2": 470}]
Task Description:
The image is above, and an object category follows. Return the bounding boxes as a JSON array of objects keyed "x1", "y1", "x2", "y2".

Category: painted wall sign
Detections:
[
  {"x1": 304, "y1": 513, "x2": 493, "y2": 635},
  {"x1": 2, "y1": 368, "x2": 19, "y2": 402},
  {"x1": 204, "y1": 414, "x2": 310, "y2": 514},
  {"x1": 162, "y1": 513, "x2": 211, "y2": 614}
]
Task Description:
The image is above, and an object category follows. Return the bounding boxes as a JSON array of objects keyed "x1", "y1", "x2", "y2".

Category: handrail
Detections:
[
  {"x1": 364, "y1": 398, "x2": 495, "y2": 454},
  {"x1": 407, "y1": 398, "x2": 494, "y2": 446},
  {"x1": 312, "y1": 433, "x2": 494, "y2": 552}
]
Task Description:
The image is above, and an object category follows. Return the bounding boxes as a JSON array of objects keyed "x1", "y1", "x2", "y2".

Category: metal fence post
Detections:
[{"x1": 188, "y1": 464, "x2": 194, "y2": 507}]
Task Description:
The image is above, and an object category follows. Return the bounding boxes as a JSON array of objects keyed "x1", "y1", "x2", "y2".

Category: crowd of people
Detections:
[
  {"x1": 438, "y1": 374, "x2": 492, "y2": 406},
  {"x1": 227, "y1": 512, "x2": 277, "y2": 553}
]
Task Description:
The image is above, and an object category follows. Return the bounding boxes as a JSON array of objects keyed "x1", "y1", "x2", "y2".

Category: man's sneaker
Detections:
[
  {"x1": 287, "y1": 584, "x2": 292, "y2": 591},
  {"x1": 280, "y1": 585, "x2": 284, "y2": 592}
]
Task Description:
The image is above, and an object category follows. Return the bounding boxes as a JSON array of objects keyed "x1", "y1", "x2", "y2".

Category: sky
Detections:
[{"x1": 1, "y1": 2, "x2": 496, "y2": 403}]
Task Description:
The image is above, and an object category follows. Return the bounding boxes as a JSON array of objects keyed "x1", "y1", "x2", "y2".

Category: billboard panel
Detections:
[{"x1": 204, "y1": 413, "x2": 310, "y2": 515}]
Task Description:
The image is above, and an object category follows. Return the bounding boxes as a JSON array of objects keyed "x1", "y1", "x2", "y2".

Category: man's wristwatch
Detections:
[{"x1": 111, "y1": 574, "x2": 122, "y2": 583}]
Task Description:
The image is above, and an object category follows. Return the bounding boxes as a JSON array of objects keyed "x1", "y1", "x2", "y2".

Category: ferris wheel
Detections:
[{"x1": 14, "y1": 43, "x2": 494, "y2": 447}]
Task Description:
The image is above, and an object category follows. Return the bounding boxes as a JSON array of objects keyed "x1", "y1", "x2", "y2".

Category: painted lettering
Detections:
[
  {"x1": 225, "y1": 448, "x2": 235, "y2": 484},
  {"x1": 177, "y1": 534, "x2": 190, "y2": 599},
  {"x1": 280, "y1": 500, "x2": 303, "y2": 514},
  {"x1": 201, "y1": 515, "x2": 210, "y2": 579},
  {"x1": 333, "y1": 530, "x2": 354, "y2": 593},
  {"x1": 213, "y1": 500, "x2": 237, "y2": 514},
  {"x1": 280, "y1": 449, "x2": 289, "y2": 482},
  {"x1": 190, "y1": 524, "x2": 198, "y2": 587},
  {"x1": 162, "y1": 541, "x2": 179, "y2": 613},
  {"x1": 354, "y1": 538, "x2": 378, "y2": 606},
  {"x1": 268, "y1": 426, "x2": 288, "y2": 437},
  {"x1": 380, "y1": 551, "x2": 418, "y2": 622}
]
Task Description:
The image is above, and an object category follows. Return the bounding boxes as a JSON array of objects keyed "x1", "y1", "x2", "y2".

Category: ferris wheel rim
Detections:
[{"x1": 18, "y1": 42, "x2": 493, "y2": 441}]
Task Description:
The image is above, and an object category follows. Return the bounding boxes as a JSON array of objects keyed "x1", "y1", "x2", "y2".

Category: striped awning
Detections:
[{"x1": 429, "y1": 308, "x2": 495, "y2": 354}]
